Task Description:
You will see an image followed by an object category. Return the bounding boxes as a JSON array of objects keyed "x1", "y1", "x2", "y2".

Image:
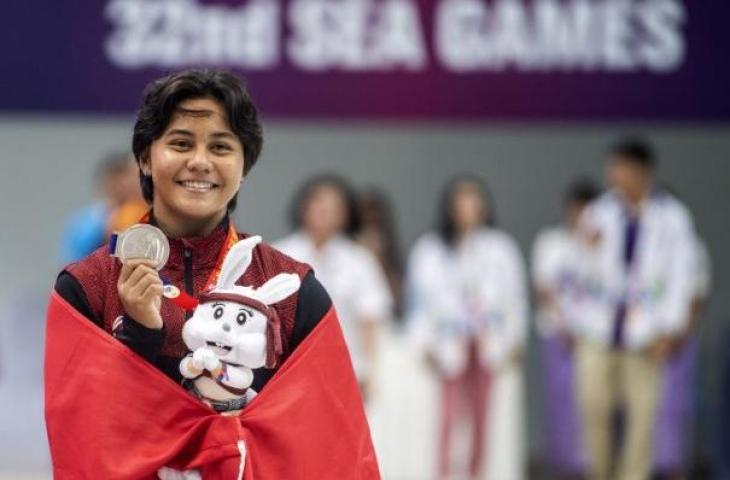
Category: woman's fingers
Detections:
[
  {"x1": 118, "y1": 259, "x2": 158, "y2": 286},
  {"x1": 117, "y1": 259, "x2": 164, "y2": 330},
  {"x1": 141, "y1": 281, "x2": 164, "y2": 302},
  {"x1": 126, "y1": 263, "x2": 159, "y2": 287},
  {"x1": 118, "y1": 259, "x2": 162, "y2": 303},
  {"x1": 128, "y1": 271, "x2": 163, "y2": 299},
  {"x1": 119, "y1": 263, "x2": 159, "y2": 296}
]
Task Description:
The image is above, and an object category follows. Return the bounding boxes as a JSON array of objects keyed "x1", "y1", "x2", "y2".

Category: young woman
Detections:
[
  {"x1": 275, "y1": 175, "x2": 392, "y2": 401},
  {"x1": 406, "y1": 175, "x2": 528, "y2": 480},
  {"x1": 46, "y1": 70, "x2": 378, "y2": 479}
]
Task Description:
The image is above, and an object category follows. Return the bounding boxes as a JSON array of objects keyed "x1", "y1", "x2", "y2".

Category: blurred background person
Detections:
[
  {"x1": 532, "y1": 178, "x2": 601, "y2": 480},
  {"x1": 653, "y1": 234, "x2": 711, "y2": 480},
  {"x1": 406, "y1": 174, "x2": 528, "y2": 480},
  {"x1": 356, "y1": 188, "x2": 404, "y2": 321},
  {"x1": 573, "y1": 138, "x2": 698, "y2": 480},
  {"x1": 105, "y1": 184, "x2": 149, "y2": 237},
  {"x1": 59, "y1": 151, "x2": 143, "y2": 263},
  {"x1": 275, "y1": 174, "x2": 392, "y2": 402}
]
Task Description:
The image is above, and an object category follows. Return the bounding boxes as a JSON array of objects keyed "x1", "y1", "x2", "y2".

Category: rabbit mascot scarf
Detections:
[{"x1": 44, "y1": 235, "x2": 379, "y2": 479}]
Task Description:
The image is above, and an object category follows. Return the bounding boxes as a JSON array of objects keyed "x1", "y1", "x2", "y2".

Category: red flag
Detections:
[{"x1": 44, "y1": 292, "x2": 380, "y2": 479}]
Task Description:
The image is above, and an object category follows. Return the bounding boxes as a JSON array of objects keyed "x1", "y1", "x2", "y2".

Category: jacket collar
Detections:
[{"x1": 149, "y1": 212, "x2": 232, "y2": 271}]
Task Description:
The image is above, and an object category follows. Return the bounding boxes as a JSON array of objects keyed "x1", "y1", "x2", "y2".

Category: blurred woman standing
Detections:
[
  {"x1": 406, "y1": 175, "x2": 528, "y2": 480},
  {"x1": 275, "y1": 175, "x2": 393, "y2": 401}
]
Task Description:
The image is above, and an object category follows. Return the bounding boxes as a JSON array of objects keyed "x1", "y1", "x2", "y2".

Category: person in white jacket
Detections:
[
  {"x1": 407, "y1": 175, "x2": 528, "y2": 480},
  {"x1": 572, "y1": 139, "x2": 697, "y2": 480},
  {"x1": 532, "y1": 178, "x2": 600, "y2": 479},
  {"x1": 275, "y1": 175, "x2": 392, "y2": 401},
  {"x1": 653, "y1": 235, "x2": 711, "y2": 479}
]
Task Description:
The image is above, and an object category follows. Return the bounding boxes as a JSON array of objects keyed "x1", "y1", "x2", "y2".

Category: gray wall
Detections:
[
  {"x1": 0, "y1": 117, "x2": 728, "y2": 466},
  {"x1": 2, "y1": 118, "x2": 726, "y2": 323}
]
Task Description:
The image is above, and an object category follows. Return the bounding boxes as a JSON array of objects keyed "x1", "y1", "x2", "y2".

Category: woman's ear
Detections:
[{"x1": 139, "y1": 151, "x2": 152, "y2": 176}]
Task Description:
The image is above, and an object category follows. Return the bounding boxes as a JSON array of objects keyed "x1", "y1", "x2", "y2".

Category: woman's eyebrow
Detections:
[
  {"x1": 212, "y1": 302, "x2": 224, "y2": 308},
  {"x1": 165, "y1": 129, "x2": 194, "y2": 138},
  {"x1": 209, "y1": 131, "x2": 236, "y2": 140},
  {"x1": 239, "y1": 307, "x2": 253, "y2": 315}
]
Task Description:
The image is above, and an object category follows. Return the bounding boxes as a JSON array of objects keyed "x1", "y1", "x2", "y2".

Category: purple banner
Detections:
[{"x1": 1, "y1": 0, "x2": 728, "y2": 121}]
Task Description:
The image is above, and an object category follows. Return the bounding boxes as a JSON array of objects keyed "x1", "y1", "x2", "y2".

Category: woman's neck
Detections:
[
  {"x1": 307, "y1": 230, "x2": 336, "y2": 251},
  {"x1": 153, "y1": 208, "x2": 227, "y2": 239},
  {"x1": 454, "y1": 224, "x2": 480, "y2": 241}
]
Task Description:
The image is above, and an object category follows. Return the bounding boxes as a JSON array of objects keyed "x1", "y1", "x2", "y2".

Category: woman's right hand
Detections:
[{"x1": 117, "y1": 259, "x2": 164, "y2": 330}]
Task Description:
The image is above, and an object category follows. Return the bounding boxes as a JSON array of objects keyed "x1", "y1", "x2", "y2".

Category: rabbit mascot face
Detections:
[{"x1": 179, "y1": 236, "x2": 300, "y2": 414}]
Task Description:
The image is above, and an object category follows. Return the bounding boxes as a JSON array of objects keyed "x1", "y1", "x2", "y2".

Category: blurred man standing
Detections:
[{"x1": 573, "y1": 139, "x2": 697, "y2": 480}]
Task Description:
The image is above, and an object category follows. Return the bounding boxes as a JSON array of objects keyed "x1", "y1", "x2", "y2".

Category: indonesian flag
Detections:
[{"x1": 44, "y1": 292, "x2": 380, "y2": 479}]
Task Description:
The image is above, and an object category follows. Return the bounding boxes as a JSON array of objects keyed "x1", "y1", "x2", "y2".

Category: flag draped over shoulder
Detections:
[{"x1": 44, "y1": 292, "x2": 380, "y2": 479}]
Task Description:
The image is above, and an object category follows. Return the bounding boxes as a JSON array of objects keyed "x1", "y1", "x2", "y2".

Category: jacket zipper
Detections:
[{"x1": 184, "y1": 248, "x2": 193, "y2": 319}]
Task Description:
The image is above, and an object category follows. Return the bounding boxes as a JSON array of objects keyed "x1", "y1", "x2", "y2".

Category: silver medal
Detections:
[{"x1": 112, "y1": 224, "x2": 170, "y2": 270}]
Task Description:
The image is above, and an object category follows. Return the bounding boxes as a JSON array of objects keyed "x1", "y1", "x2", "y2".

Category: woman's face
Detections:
[
  {"x1": 302, "y1": 184, "x2": 348, "y2": 241},
  {"x1": 143, "y1": 98, "x2": 244, "y2": 227},
  {"x1": 451, "y1": 181, "x2": 487, "y2": 232}
]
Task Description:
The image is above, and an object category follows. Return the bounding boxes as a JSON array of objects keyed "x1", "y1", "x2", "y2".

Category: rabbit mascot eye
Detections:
[{"x1": 178, "y1": 236, "x2": 301, "y2": 414}]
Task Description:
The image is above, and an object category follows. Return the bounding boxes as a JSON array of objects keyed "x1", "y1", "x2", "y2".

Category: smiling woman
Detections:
[
  {"x1": 46, "y1": 70, "x2": 379, "y2": 479},
  {"x1": 141, "y1": 97, "x2": 245, "y2": 238}
]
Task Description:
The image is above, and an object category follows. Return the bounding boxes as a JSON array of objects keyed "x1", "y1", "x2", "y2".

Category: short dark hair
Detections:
[
  {"x1": 437, "y1": 174, "x2": 495, "y2": 247},
  {"x1": 132, "y1": 69, "x2": 263, "y2": 212},
  {"x1": 289, "y1": 174, "x2": 361, "y2": 237},
  {"x1": 565, "y1": 177, "x2": 601, "y2": 206},
  {"x1": 609, "y1": 136, "x2": 656, "y2": 170}
]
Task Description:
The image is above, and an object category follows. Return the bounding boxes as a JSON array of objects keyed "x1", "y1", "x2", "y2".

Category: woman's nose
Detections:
[
  {"x1": 222, "y1": 323, "x2": 231, "y2": 332},
  {"x1": 187, "y1": 148, "x2": 212, "y2": 172}
]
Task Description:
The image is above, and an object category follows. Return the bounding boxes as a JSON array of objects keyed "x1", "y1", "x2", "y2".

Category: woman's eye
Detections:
[
  {"x1": 170, "y1": 140, "x2": 192, "y2": 150},
  {"x1": 213, "y1": 306, "x2": 224, "y2": 319},
  {"x1": 211, "y1": 143, "x2": 232, "y2": 153},
  {"x1": 236, "y1": 311, "x2": 247, "y2": 325}
]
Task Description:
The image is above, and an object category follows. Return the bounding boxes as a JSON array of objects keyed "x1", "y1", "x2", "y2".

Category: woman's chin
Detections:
[
  {"x1": 167, "y1": 202, "x2": 228, "y2": 226},
  {"x1": 176, "y1": 195, "x2": 227, "y2": 214}
]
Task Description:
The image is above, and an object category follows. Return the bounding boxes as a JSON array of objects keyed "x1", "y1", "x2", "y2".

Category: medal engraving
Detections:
[{"x1": 114, "y1": 224, "x2": 170, "y2": 270}]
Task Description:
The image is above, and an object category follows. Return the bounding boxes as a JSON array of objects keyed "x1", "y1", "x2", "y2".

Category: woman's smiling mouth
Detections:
[{"x1": 177, "y1": 180, "x2": 219, "y2": 193}]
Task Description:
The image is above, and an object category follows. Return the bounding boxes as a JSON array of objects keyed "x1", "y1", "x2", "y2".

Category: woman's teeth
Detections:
[{"x1": 180, "y1": 180, "x2": 216, "y2": 192}]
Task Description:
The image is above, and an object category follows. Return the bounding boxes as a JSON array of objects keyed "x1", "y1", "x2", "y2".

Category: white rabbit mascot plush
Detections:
[
  {"x1": 180, "y1": 235, "x2": 300, "y2": 412},
  {"x1": 157, "y1": 235, "x2": 300, "y2": 480}
]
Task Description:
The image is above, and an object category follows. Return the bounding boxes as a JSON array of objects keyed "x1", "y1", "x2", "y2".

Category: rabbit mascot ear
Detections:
[
  {"x1": 258, "y1": 274, "x2": 301, "y2": 306},
  {"x1": 216, "y1": 236, "x2": 262, "y2": 290}
]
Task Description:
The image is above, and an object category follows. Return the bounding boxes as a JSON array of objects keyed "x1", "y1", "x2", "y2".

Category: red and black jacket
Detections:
[{"x1": 54, "y1": 216, "x2": 331, "y2": 391}]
